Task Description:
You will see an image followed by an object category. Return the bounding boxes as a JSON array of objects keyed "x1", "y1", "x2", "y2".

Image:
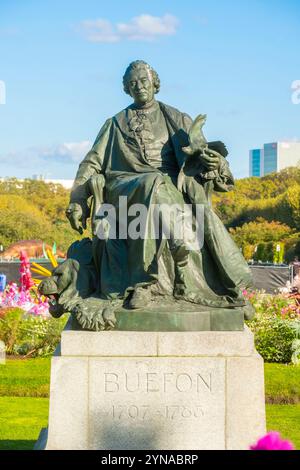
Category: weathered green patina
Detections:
[{"x1": 39, "y1": 60, "x2": 254, "y2": 331}]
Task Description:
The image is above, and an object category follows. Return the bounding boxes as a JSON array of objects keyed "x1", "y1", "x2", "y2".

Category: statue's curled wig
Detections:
[{"x1": 123, "y1": 60, "x2": 160, "y2": 95}]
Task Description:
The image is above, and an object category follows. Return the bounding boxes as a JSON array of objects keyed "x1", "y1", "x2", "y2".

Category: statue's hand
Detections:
[
  {"x1": 182, "y1": 113, "x2": 224, "y2": 172},
  {"x1": 182, "y1": 114, "x2": 207, "y2": 156},
  {"x1": 66, "y1": 202, "x2": 87, "y2": 234},
  {"x1": 199, "y1": 149, "x2": 221, "y2": 171}
]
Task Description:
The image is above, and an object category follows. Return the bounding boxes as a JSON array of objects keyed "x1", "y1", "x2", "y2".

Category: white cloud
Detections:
[
  {"x1": 0, "y1": 141, "x2": 92, "y2": 167},
  {"x1": 117, "y1": 14, "x2": 178, "y2": 41},
  {"x1": 79, "y1": 19, "x2": 119, "y2": 43},
  {"x1": 78, "y1": 14, "x2": 179, "y2": 43},
  {"x1": 40, "y1": 141, "x2": 92, "y2": 163}
]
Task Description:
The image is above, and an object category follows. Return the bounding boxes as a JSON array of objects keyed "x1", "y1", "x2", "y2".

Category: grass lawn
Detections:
[
  {"x1": 266, "y1": 404, "x2": 300, "y2": 449},
  {"x1": 0, "y1": 358, "x2": 300, "y2": 450},
  {"x1": 264, "y1": 363, "x2": 300, "y2": 404},
  {"x1": 0, "y1": 397, "x2": 299, "y2": 450},
  {"x1": 0, "y1": 358, "x2": 50, "y2": 397},
  {"x1": 0, "y1": 397, "x2": 49, "y2": 450},
  {"x1": 2, "y1": 358, "x2": 300, "y2": 403}
]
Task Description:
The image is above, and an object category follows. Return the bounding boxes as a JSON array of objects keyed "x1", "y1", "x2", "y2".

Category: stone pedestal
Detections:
[{"x1": 36, "y1": 322, "x2": 266, "y2": 450}]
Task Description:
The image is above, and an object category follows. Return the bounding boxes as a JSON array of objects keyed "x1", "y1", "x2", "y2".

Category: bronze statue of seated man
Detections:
[{"x1": 39, "y1": 60, "x2": 254, "y2": 331}]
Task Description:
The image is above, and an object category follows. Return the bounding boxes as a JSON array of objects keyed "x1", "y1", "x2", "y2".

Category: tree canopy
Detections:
[{"x1": 0, "y1": 167, "x2": 299, "y2": 261}]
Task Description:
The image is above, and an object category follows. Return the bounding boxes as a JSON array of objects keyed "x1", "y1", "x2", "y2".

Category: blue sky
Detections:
[{"x1": 0, "y1": 0, "x2": 299, "y2": 179}]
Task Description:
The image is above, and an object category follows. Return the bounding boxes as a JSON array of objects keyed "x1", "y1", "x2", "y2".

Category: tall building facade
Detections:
[
  {"x1": 249, "y1": 142, "x2": 300, "y2": 177},
  {"x1": 249, "y1": 149, "x2": 263, "y2": 177}
]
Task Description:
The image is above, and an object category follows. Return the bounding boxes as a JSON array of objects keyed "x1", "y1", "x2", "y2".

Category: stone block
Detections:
[
  {"x1": 46, "y1": 357, "x2": 89, "y2": 450},
  {"x1": 38, "y1": 324, "x2": 266, "y2": 450},
  {"x1": 89, "y1": 357, "x2": 225, "y2": 450},
  {"x1": 61, "y1": 330, "x2": 158, "y2": 357},
  {"x1": 157, "y1": 326, "x2": 254, "y2": 357},
  {"x1": 226, "y1": 352, "x2": 266, "y2": 449},
  {"x1": 61, "y1": 324, "x2": 254, "y2": 358}
]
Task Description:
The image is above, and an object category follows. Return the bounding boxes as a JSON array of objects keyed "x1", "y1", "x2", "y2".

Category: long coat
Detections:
[{"x1": 70, "y1": 101, "x2": 252, "y2": 306}]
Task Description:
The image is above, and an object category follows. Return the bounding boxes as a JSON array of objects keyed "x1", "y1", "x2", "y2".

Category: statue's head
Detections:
[{"x1": 123, "y1": 60, "x2": 160, "y2": 107}]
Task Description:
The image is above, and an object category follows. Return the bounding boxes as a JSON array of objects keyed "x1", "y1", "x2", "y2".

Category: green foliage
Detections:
[
  {"x1": 250, "y1": 240, "x2": 285, "y2": 263},
  {"x1": 242, "y1": 244, "x2": 255, "y2": 260},
  {"x1": 1, "y1": 169, "x2": 299, "y2": 259},
  {"x1": 290, "y1": 322, "x2": 300, "y2": 365},
  {"x1": 285, "y1": 184, "x2": 300, "y2": 228},
  {"x1": 246, "y1": 292, "x2": 300, "y2": 363},
  {"x1": 213, "y1": 166, "x2": 300, "y2": 233},
  {"x1": 284, "y1": 236, "x2": 300, "y2": 263},
  {"x1": 212, "y1": 167, "x2": 300, "y2": 261},
  {"x1": 249, "y1": 317, "x2": 296, "y2": 363},
  {"x1": 230, "y1": 218, "x2": 293, "y2": 246},
  {"x1": 0, "y1": 307, "x2": 24, "y2": 353},
  {"x1": 273, "y1": 242, "x2": 285, "y2": 264},
  {"x1": 0, "y1": 179, "x2": 80, "y2": 252},
  {"x1": 255, "y1": 243, "x2": 267, "y2": 262},
  {"x1": 0, "y1": 308, "x2": 67, "y2": 357}
]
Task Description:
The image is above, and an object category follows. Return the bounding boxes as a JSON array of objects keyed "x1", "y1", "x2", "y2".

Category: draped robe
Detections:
[{"x1": 70, "y1": 101, "x2": 252, "y2": 307}]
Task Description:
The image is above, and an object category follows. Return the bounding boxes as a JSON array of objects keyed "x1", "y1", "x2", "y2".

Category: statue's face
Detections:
[{"x1": 127, "y1": 66, "x2": 155, "y2": 106}]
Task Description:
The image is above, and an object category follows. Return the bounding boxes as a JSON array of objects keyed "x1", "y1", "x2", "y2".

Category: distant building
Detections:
[
  {"x1": 249, "y1": 142, "x2": 300, "y2": 177},
  {"x1": 0, "y1": 176, "x2": 73, "y2": 189},
  {"x1": 32, "y1": 175, "x2": 73, "y2": 189},
  {"x1": 249, "y1": 149, "x2": 263, "y2": 177},
  {"x1": 44, "y1": 179, "x2": 74, "y2": 189}
]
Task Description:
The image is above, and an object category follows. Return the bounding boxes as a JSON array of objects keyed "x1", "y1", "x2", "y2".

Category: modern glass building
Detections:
[
  {"x1": 249, "y1": 142, "x2": 300, "y2": 177},
  {"x1": 263, "y1": 143, "x2": 277, "y2": 175},
  {"x1": 249, "y1": 149, "x2": 263, "y2": 177}
]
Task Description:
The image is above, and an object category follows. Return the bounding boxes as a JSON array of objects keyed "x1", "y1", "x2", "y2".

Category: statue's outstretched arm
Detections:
[{"x1": 66, "y1": 118, "x2": 112, "y2": 234}]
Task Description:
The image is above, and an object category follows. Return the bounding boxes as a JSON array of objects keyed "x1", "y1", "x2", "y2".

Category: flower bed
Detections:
[
  {"x1": 0, "y1": 282, "x2": 49, "y2": 317},
  {"x1": 0, "y1": 307, "x2": 66, "y2": 357},
  {"x1": 0, "y1": 250, "x2": 50, "y2": 317},
  {"x1": 1, "y1": 250, "x2": 300, "y2": 362},
  {"x1": 245, "y1": 290, "x2": 300, "y2": 364},
  {"x1": 0, "y1": 249, "x2": 66, "y2": 357}
]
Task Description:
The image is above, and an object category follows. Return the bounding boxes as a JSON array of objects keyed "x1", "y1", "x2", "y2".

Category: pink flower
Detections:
[
  {"x1": 250, "y1": 432, "x2": 295, "y2": 450},
  {"x1": 19, "y1": 250, "x2": 34, "y2": 291}
]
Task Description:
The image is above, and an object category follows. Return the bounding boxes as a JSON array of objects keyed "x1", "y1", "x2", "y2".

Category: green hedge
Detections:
[
  {"x1": 0, "y1": 308, "x2": 66, "y2": 357},
  {"x1": 1, "y1": 294, "x2": 300, "y2": 364},
  {"x1": 246, "y1": 292, "x2": 300, "y2": 364},
  {"x1": 248, "y1": 317, "x2": 298, "y2": 363}
]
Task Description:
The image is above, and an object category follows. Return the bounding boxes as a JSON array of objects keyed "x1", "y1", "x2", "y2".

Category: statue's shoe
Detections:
[{"x1": 128, "y1": 285, "x2": 152, "y2": 309}]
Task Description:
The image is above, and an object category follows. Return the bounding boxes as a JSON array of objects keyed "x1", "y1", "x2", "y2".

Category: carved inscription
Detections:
[
  {"x1": 110, "y1": 404, "x2": 205, "y2": 420},
  {"x1": 104, "y1": 371, "x2": 213, "y2": 393}
]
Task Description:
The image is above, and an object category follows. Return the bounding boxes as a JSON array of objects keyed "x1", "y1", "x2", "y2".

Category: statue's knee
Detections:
[
  {"x1": 89, "y1": 174, "x2": 105, "y2": 196},
  {"x1": 138, "y1": 173, "x2": 164, "y2": 190}
]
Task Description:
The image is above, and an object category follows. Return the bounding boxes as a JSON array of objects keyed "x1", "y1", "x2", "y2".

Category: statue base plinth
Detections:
[
  {"x1": 115, "y1": 306, "x2": 245, "y2": 331},
  {"x1": 35, "y1": 319, "x2": 266, "y2": 450},
  {"x1": 69, "y1": 302, "x2": 248, "y2": 332}
]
